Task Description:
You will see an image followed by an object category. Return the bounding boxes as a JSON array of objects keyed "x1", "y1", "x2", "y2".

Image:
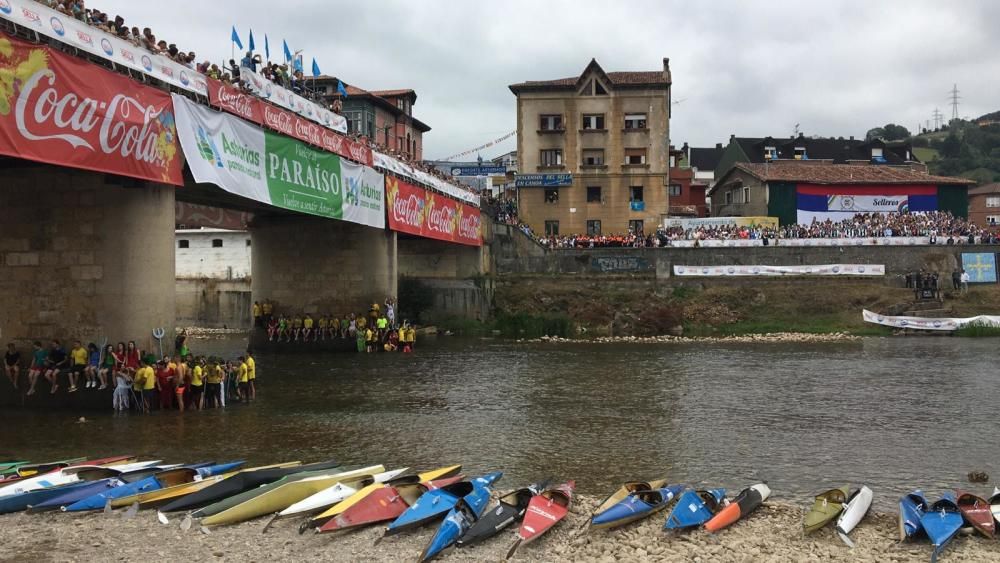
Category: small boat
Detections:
[
  {"x1": 956, "y1": 490, "x2": 994, "y2": 538},
  {"x1": 316, "y1": 475, "x2": 463, "y2": 534},
  {"x1": 62, "y1": 464, "x2": 220, "y2": 512},
  {"x1": 384, "y1": 472, "x2": 502, "y2": 537},
  {"x1": 835, "y1": 486, "x2": 873, "y2": 547},
  {"x1": 989, "y1": 487, "x2": 1000, "y2": 528},
  {"x1": 108, "y1": 461, "x2": 247, "y2": 509},
  {"x1": 20, "y1": 466, "x2": 166, "y2": 513},
  {"x1": 803, "y1": 485, "x2": 849, "y2": 534},
  {"x1": 663, "y1": 488, "x2": 726, "y2": 531},
  {"x1": 898, "y1": 490, "x2": 929, "y2": 541},
  {"x1": 456, "y1": 479, "x2": 550, "y2": 548},
  {"x1": 591, "y1": 484, "x2": 685, "y2": 530},
  {"x1": 0, "y1": 456, "x2": 137, "y2": 496},
  {"x1": 0, "y1": 466, "x2": 148, "y2": 514},
  {"x1": 704, "y1": 483, "x2": 771, "y2": 533},
  {"x1": 198, "y1": 465, "x2": 385, "y2": 527},
  {"x1": 586, "y1": 479, "x2": 668, "y2": 527},
  {"x1": 0, "y1": 461, "x2": 29, "y2": 477},
  {"x1": 921, "y1": 492, "x2": 963, "y2": 563},
  {"x1": 418, "y1": 472, "x2": 500, "y2": 561},
  {"x1": 1, "y1": 457, "x2": 86, "y2": 482},
  {"x1": 277, "y1": 468, "x2": 409, "y2": 520},
  {"x1": 506, "y1": 480, "x2": 574, "y2": 560}
]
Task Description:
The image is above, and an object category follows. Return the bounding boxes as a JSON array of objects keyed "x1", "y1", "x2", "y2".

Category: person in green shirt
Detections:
[{"x1": 26, "y1": 341, "x2": 46, "y2": 396}]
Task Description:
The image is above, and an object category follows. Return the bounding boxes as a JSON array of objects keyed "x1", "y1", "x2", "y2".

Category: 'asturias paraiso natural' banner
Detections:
[{"x1": 172, "y1": 94, "x2": 384, "y2": 228}]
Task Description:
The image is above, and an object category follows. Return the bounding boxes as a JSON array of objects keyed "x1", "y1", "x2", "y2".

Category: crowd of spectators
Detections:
[{"x1": 252, "y1": 299, "x2": 417, "y2": 353}]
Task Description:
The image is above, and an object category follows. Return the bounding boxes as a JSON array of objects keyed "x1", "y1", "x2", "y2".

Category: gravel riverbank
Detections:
[{"x1": 2, "y1": 497, "x2": 998, "y2": 562}]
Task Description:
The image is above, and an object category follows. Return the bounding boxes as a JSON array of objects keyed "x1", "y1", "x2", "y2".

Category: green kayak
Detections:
[
  {"x1": 803, "y1": 485, "x2": 850, "y2": 534},
  {"x1": 0, "y1": 461, "x2": 30, "y2": 477}
]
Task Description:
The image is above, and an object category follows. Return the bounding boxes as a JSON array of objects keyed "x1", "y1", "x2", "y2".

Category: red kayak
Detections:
[
  {"x1": 506, "y1": 481, "x2": 574, "y2": 560},
  {"x1": 704, "y1": 483, "x2": 770, "y2": 533},
  {"x1": 956, "y1": 490, "x2": 994, "y2": 538},
  {"x1": 318, "y1": 475, "x2": 463, "y2": 533}
]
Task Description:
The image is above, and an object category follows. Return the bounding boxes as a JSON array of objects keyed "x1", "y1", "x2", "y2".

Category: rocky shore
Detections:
[
  {"x1": 3, "y1": 497, "x2": 998, "y2": 562},
  {"x1": 519, "y1": 332, "x2": 860, "y2": 345}
]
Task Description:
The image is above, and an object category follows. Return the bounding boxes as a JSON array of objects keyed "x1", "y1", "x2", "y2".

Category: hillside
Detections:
[{"x1": 910, "y1": 118, "x2": 1000, "y2": 184}]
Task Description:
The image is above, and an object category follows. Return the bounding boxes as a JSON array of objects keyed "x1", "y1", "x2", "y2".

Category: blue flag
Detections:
[
  {"x1": 311, "y1": 58, "x2": 321, "y2": 78},
  {"x1": 337, "y1": 80, "x2": 348, "y2": 97},
  {"x1": 231, "y1": 26, "x2": 243, "y2": 50},
  {"x1": 248, "y1": 29, "x2": 255, "y2": 52},
  {"x1": 293, "y1": 55, "x2": 303, "y2": 72},
  {"x1": 282, "y1": 39, "x2": 291, "y2": 63},
  {"x1": 264, "y1": 35, "x2": 270, "y2": 61}
]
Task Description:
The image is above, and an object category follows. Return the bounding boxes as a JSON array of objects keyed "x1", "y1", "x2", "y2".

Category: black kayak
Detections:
[
  {"x1": 158, "y1": 459, "x2": 339, "y2": 514},
  {"x1": 456, "y1": 479, "x2": 550, "y2": 548}
]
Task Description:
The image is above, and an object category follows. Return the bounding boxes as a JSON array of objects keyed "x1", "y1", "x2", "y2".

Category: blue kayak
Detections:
[
  {"x1": 62, "y1": 462, "x2": 222, "y2": 512},
  {"x1": 921, "y1": 492, "x2": 963, "y2": 563},
  {"x1": 898, "y1": 490, "x2": 929, "y2": 541},
  {"x1": 385, "y1": 472, "x2": 502, "y2": 536},
  {"x1": 664, "y1": 488, "x2": 727, "y2": 531},
  {"x1": 26, "y1": 466, "x2": 168, "y2": 513},
  {"x1": 0, "y1": 466, "x2": 129, "y2": 514},
  {"x1": 591, "y1": 484, "x2": 685, "y2": 530},
  {"x1": 418, "y1": 472, "x2": 501, "y2": 562}
]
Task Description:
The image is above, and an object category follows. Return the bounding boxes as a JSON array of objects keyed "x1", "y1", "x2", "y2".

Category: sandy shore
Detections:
[
  {"x1": 2, "y1": 497, "x2": 998, "y2": 562},
  {"x1": 520, "y1": 332, "x2": 860, "y2": 345}
]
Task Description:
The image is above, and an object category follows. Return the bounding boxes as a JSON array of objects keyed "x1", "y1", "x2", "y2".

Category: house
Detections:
[
  {"x1": 709, "y1": 162, "x2": 973, "y2": 225},
  {"x1": 667, "y1": 146, "x2": 707, "y2": 217},
  {"x1": 509, "y1": 58, "x2": 672, "y2": 236},
  {"x1": 968, "y1": 183, "x2": 1000, "y2": 228},
  {"x1": 686, "y1": 142, "x2": 725, "y2": 189}
]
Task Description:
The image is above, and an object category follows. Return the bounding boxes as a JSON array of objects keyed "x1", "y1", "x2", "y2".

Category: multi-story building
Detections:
[
  {"x1": 509, "y1": 58, "x2": 672, "y2": 236},
  {"x1": 968, "y1": 183, "x2": 1000, "y2": 228},
  {"x1": 314, "y1": 77, "x2": 430, "y2": 160},
  {"x1": 667, "y1": 146, "x2": 707, "y2": 217}
]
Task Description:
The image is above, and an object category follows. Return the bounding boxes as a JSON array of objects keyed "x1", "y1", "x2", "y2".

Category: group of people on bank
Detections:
[
  {"x1": 252, "y1": 299, "x2": 418, "y2": 353},
  {"x1": 3, "y1": 336, "x2": 259, "y2": 413}
]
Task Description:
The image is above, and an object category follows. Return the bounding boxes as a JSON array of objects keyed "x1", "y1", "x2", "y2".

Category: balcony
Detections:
[
  {"x1": 630, "y1": 201, "x2": 646, "y2": 212},
  {"x1": 536, "y1": 128, "x2": 566, "y2": 135}
]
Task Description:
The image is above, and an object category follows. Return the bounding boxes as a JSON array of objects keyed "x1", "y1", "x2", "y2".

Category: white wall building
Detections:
[{"x1": 175, "y1": 229, "x2": 252, "y2": 279}]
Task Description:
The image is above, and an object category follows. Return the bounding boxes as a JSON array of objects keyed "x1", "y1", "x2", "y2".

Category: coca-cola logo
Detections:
[
  {"x1": 263, "y1": 107, "x2": 294, "y2": 135},
  {"x1": 14, "y1": 67, "x2": 175, "y2": 169},
  {"x1": 293, "y1": 119, "x2": 321, "y2": 145},
  {"x1": 216, "y1": 85, "x2": 256, "y2": 120},
  {"x1": 100, "y1": 38, "x2": 113, "y2": 56},
  {"x1": 119, "y1": 48, "x2": 135, "y2": 63},
  {"x1": 21, "y1": 7, "x2": 39, "y2": 24},
  {"x1": 392, "y1": 194, "x2": 423, "y2": 227},
  {"x1": 49, "y1": 16, "x2": 65, "y2": 36},
  {"x1": 459, "y1": 211, "x2": 480, "y2": 239},
  {"x1": 75, "y1": 30, "x2": 94, "y2": 46},
  {"x1": 160, "y1": 65, "x2": 173, "y2": 78},
  {"x1": 141, "y1": 55, "x2": 152, "y2": 72},
  {"x1": 348, "y1": 143, "x2": 370, "y2": 164},
  {"x1": 427, "y1": 204, "x2": 456, "y2": 235}
]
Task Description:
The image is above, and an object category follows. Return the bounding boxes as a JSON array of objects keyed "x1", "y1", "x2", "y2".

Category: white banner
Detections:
[
  {"x1": 373, "y1": 151, "x2": 480, "y2": 207},
  {"x1": 240, "y1": 67, "x2": 347, "y2": 134},
  {"x1": 827, "y1": 195, "x2": 907, "y2": 213},
  {"x1": 341, "y1": 159, "x2": 386, "y2": 229},
  {"x1": 673, "y1": 264, "x2": 886, "y2": 277},
  {"x1": 665, "y1": 237, "x2": 932, "y2": 248},
  {"x1": 0, "y1": 0, "x2": 207, "y2": 95},
  {"x1": 862, "y1": 309, "x2": 1000, "y2": 331}
]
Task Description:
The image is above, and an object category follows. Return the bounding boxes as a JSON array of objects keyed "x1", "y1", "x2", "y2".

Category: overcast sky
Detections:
[{"x1": 99, "y1": 0, "x2": 1000, "y2": 160}]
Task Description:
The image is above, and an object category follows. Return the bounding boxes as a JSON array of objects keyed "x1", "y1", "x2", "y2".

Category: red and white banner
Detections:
[
  {"x1": 175, "y1": 202, "x2": 252, "y2": 230},
  {"x1": 207, "y1": 78, "x2": 263, "y2": 125},
  {"x1": 386, "y1": 177, "x2": 481, "y2": 246},
  {"x1": 258, "y1": 102, "x2": 373, "y2": 167},
  {"x1": 0, "y1": 34, "x2": 183, "y2": 185}
]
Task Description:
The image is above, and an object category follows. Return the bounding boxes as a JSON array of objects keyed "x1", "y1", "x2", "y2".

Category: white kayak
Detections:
[
  {"x1": 278, "y1": 468, "x2": 409, "y2": 518},
  {"x1": 989, "y1": 487, "x2": 1000, "y2": 526},
  {"x1": 0, "y1": 460, "x2": 162, "y2": 496},
  {"x1": 835, "y1": 485, "x2": 873, "y2": 547}
]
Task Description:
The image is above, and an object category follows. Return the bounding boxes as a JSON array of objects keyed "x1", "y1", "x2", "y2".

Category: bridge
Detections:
[{"x1": 0, "y1": 9, "x2": 486, "y2": 344}]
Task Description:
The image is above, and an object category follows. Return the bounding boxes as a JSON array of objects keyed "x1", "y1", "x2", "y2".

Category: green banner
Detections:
[{"x1": 264, "y1": 131, "x2": 344, "y2": 219}]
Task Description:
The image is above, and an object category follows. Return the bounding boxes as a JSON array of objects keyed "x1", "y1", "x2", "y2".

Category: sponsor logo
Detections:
[
  {"x1": 832, "y1": 266, "x2": 840, "y2": 273},
  {"x1": 676, "y1": 267, "x2": 685, "y2": 274},
  {"x1": 195, "y1": 126, "x2": 223, "y2": 168},
  {"x1": 427, "y1": 202, "x2": 456, "y2": 235},
  {"x1": 933, "y1": 321, "x2": 942, "y2": 328},
  {"x1": 160, "y1": 65, "x2": 174, "y2": 78},
  {"x1": 100, "y1": 38, "x2": 113, "y2": 56},
  {"x1": 141, "y1": 55, "x2": 152, "y2": 72},
  {"x1": 392, "y1": 193, "x2": 424, "y2": 227},
  {"x1": 179, "y1": 71, "x2": 190, "y2": 86},
  {"x1": 49, "y1": 16, "x2": 65, "y2": 36},
  {"x1": 752, "y1": 267, "x2": 761, "y2": 274},
  {"x1": 119, "y1": 48, "x2": 135, "y2": 63},
  {"x1": 527, "y1": 505, "x2": 557, "y2": 521},
  {"x1": 726, "y1": 266, "x2": 735, "y2": 274},
  {"x1": 20, "y1": 7, "x2": 40, "y2": 25},
  {"x1": 701, "y1": 267, "x2": 709, "y2": 274},
  {"x1": 215, "y1": 85, "x2": 256, "y2": 120},
  {"x1": 0, "y1": 0, "x2": 11, "y2": 15},
  {"x1": 858, "y1": 266, "x2": 866, "y2": 273},
  {"x1": 459, "y1": 209, "x2": 481, "y2": 240},
  {"x1": 75, "y1": 29, "x2": 94, "y2": 46},
  {"x1": 262, "y1": 106, "x2": 294, "y2": 136}
]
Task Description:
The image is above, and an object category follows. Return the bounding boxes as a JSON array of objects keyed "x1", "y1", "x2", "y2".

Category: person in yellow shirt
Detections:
[
  {"x1": 252, "y1": 301, "x2": 262, "y2": 328},
  {"x1": 245, "y1": 350, "x2": 256, "y2": 400},
  {"x1": 262, "y1": 299, "x2": 273, "y2": 323},
  {"x1": 291, "y1": 315, "x2": 303, "y2": 341},
  {"x1": 68, "y1": 340, "x2": 88, "y2": 393},
  {"x1": 237, "y1": 356, "x2": 249, "y2": 404},
  {"x1": 189, "y1": 357, "x2": 204, "y2": 410},
  {"x1": 303, "y1": 314, "x2": 314, "y2": 341},
  {"x1": 204, "y1": 360, "x2": 223, "y2": 409},
  {"x1": 317, "y1": 315, "x2": 328, "y2": 341},
  {"x1": 138, "y1": 359, "x2": 156, "y2": 413}
]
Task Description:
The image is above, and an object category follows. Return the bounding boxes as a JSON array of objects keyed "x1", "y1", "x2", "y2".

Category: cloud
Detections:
[{"x1": 98, "y1": 0, "x2": 1000, "y2": 157}]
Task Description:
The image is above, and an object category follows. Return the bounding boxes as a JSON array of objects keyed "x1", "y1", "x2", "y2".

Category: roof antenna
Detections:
[{"x1": 793, "y1": 123, "x2": 800, "y2": 137}]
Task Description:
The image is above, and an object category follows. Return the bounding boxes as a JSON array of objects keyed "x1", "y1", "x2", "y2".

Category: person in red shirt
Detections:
[{"x1": 156, "y1": 360, "x2": 174, "y2": 410}]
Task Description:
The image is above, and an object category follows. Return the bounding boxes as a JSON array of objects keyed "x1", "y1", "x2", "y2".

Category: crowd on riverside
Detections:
[
  {"x1": 252, "y1": 299, "x2": 418, "y2": 353},
  {"x1": 2, "y1": 332, "x2": 257, "y2": 413}
]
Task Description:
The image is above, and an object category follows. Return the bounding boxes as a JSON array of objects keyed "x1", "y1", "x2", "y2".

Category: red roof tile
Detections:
[
  {"x1": 733, "y1": 162, "x2": 973, "y2": 186},
  {"x1": 968, "y1": 183, "x2": 1000, "y2": 195},
  {"x1": 370, "y1": 89, "x2": 415, "y2": 97}
]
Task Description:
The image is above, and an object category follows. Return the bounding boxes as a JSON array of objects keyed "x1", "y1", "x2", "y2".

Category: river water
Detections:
[{"x1": 2, "y1": 335, "x2": 997, "y2": 509}]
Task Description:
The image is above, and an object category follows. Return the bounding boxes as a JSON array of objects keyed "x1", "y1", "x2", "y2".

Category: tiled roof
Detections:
[
  {"x1": 969, "y1": 183, "x2": 1000, "y2": 195},
  {"x1": 733, "y1": 162, "x2": 973, "y2": 185},
  {"x1": 370, "y1": 89, "x2": 415, "y2": 97},
  {"x1": 510, "y1": 71, "x2": 668, "y2": 89}
]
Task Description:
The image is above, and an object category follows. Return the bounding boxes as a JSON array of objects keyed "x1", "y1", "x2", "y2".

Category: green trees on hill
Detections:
[
  {"x1": 866, "y1": 123, "x2": 911, "y2": 141},
  {"x1": 913, "y1": 120, "x2": 1000, "y2": 184}
]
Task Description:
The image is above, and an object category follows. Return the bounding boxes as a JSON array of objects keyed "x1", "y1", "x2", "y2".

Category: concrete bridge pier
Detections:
[
  {"x1": 0, "y1": 165, "x2": 176, "y2": 347},
  {"x1": 250, "y1": 216, "x2": 398, "y2": 316}
]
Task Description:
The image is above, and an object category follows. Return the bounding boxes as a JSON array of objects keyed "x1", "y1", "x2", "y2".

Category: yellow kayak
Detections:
[
  {"x1": 121, "y1": 462, "x2": 301, "y2": 509},
  {"x1": 311, "y1": 464, "x2": 462, "y2": 523},
  {"x1": 200, "y1": 465, "x2": 385, "y2": 527}
]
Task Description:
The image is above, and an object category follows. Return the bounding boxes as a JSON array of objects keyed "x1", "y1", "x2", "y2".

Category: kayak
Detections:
[
  {"x1": 0, "y1": 462, "x2": 29, "y2": 477},
  {"x1": 456, "y1": 479, "x2": 551, "y2": 548},
  {"x1": 418, "y1": 471, "x2": 501, "y2": 562},
  {"x1": 385, "y1": 472, "x2": 502, "y2": 537},
  {"x1": 591, "y1": 484, "x2": 684, "y2": 530},
  {"x1": 835, "y1": 486, "x2": 873, "y2": 547},
  {"x1": 956, "y1": 490, "x2": 994, "y2": 538},
  {"x1": 317, "y1": 475, "x2": 463, "y2": 534},
  {"x1": 663, "y1": 488, "x2": 727, "y2": 531},
  {"x1": 0, "y1": 456, "x2": 138, "y2": 496},
  {"x1": 921, "y1": 492, "x2": 963, "y2": 563},
  {"x1": 62, "y1": 463, "x2": 232, "y2": 512},
  {"x1": 506, "y1": 480, "x2": 575, "y2": 560},
  {"x1": 898, "y1": 490, "x2": 929, "y2": 541},
  {"x1": 198, "y1": 465, "x2": 385, "y2": 526},
  {"x1": 587, "y1": 479, "x2": 668, "y2": 526},
  {"x1": 21, "y1": 466, "x2": 168, "y2": 513},
  {"x1": 276, "y1": 468, "x2": 408, "y2": 519},
  {"x1": 1, "y1": 457, "x2": 87, "y2": 481},
  {"x1": 803, "y1": 485, "x2": 850, "y2": 534},
  {"x1": 0, "y1": 465, "x2": 151, "y2": 514},
  {"x1": 705, "y1": 483, "x2": 771, "y2": 533},
  {"x1": 990, "y1": 487, "x2": 1000, "y2": 528},
  {"x1": 108, "y1": 461, "x2": 246, "y2": 509},
  {"x1": 135, "y1": 463, "x2": 296, "y2": 510}
]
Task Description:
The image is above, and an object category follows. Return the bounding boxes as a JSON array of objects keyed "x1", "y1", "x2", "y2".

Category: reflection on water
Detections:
[{"x1": 2, "y1": 335, "x2": 998, "y2": 509}]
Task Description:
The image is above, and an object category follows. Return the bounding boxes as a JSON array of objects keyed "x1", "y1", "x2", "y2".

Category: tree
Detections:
[
  {"x1": 865, "y1": 123, "x2": 911, "y2": 142},
  {"x1": 940, "y1": 133, "x2": 962, "y2": 159}
]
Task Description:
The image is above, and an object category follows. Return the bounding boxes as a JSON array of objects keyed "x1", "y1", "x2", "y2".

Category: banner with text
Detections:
[
  {"x1": 240, "y1": 66, "x2": 347, "y2": 134},
  {"x1": 796, "y1": 184, "x2": 938, "y2": 224},
  {"x1": 172, "y1": 94, "x2": 383, "y2": 228},
  {"x1": 666, "y1": 237, "x2": 934, "y2": 248},
  {"x1": 673, "y1": 264, "x2": 885, "y2": 277},
  {"x1": 0, "y1": 34, "x2": 183, "y2": 185},
  {"x1": 862, "y1": 309, "x2": 1000, "y2": 331},
  {"x1": 386, "y1": 176, "x2": 482, "y2": 246},
  {"x1": 663, "y1": 216, "x2": 778, "y2": 230}
]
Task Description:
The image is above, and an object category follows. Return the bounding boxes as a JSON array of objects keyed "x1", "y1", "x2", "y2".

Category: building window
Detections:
[
  {"x1": 345, "y1": 110, "x2": 363, "y2": 134},
  {"x1": 587, "y1": 186, "x2": 602, "y2": 203},
  {"x1": 872, "y1": 147, "x2": 884, "y2": 158},
  {"x1": 624, "y1": 148, "x2": 647, "y2": 165},
  {"x1": 794, "y1": 146, "x2": 807, "y2": 160},
  {"x1": 628, "y1": 220, "x2": 644, "y2": 234},
  {"x1": 539, "y1": 114, "x2": 563, "y2": 131},
  {"x1": 668, "y1": 184, "x2": 682, "y2": 197},
  {"x1": 743, "y1": 186, "x2": 751, "y2": 204},
  {"x1": 986, "y1": 196, "x2": 1000, "y2": 208},
  {"x1": 988, "y1": 215, "x2": 1000, "y2": 226},
  {"x1": 212, "y1": 239, "x2": 223, "y2": 248},
  {"x1": 245, "y1": 239, "x2": 251, "y2": 247},
  {"x1": 544, "y1": 220, "x2": 559, "y2": 236},
  {"x1": 540, "y1": 149, "x2": 563, "y2": 166},
  {"x1": 581, "y1": 79, "x2": 608, "y2": 96},
  {"x1": 582, "y1": 114, "x2": 605, "y2": 130},
  {"x1": 624, "y1": 113, "x2": 647, "y2": 130},
  {"x1": 725, "y1": 191, "x2": 734, "y2": 205},
  {"x1": 669, "y1": 155, "x2": 676, "y2": 168},
  {"x1": 544, "y1": 188, "x2": 559, "y2": 203},
  {"x1": 178, "y1": 239, "x2": 189, "y2": 249},
  {"x1": 630, "y1": 186, "x2": 644, "y2": 202},
  {"x1": 582, "y1": 149, "x2": 605, "y2": 166},
  {"x1": 764, "y1": 146, "x2": 777, "y2": 160},
  {"x1": 586, "y1": 220, "x2": 602, "y2": 235}
]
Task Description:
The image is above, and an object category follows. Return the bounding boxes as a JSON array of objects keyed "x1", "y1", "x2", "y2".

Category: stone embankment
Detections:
[{"x1": 519, "y1": 332, "x2": 860, "y2": 344}]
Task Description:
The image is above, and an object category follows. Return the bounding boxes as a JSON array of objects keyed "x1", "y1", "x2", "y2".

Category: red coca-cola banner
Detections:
[
  {"x1": 0, "y1": 35, "x2": 183, "y2": 185},
  {"x1": 386, "y1": 176, "x2": 481, "y2": 246},
  {"x1": 207, "y1": 78, "x2": 263, "y2": 125},
  {"x1": 175, "y1": 202, "x2": 252, "y2": 230}
]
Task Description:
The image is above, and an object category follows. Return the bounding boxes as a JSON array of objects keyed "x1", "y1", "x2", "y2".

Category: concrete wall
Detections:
[
  {"x1": 176, "y1": 278, "x2": 252, "y2": 328},
  {"x1": 250, "y1": 216, "x2": 397, "y2": 315},
  {"x1": 0, "y1": 165, "x2": 175, "y2": 346},
  {"x1": 176, "y1": 229, "x2": 252, "y2": 279},
  {"x1": 397, "y1": 237, "x2": 485, "y2": 279}
]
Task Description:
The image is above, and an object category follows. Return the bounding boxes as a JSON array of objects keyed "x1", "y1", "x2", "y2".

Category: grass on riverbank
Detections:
[{"x1": 954, "y1": 321, "x2": 1000, "y2": 337}]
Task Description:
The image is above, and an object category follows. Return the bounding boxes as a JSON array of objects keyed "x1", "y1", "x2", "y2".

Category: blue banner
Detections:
[
  {"x1": 962, "y1": 253, "x2": 997, "y2": 283},
  {"x1": 515, "y1": 173, "x2": 573, "y2": 187},
  {"x1": 451, "y1": 165, "x2": 507, "y2": 176}
]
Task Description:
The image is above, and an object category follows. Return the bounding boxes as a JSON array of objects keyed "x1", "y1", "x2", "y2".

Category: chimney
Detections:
[
  {"x1": 849, "y1": 135, "x2": 854, "y2": 141},
  {"x1": 730, "y1": 134, "x2": 735, "y2": 141},
  {"x1": 716, "y1": 143, "x2": 723, "y2": 149},
  {"x1": 681, "y1": 142, "x2": 689, "y2": 151},
  {"x1": 662, "y1": 57, "x2": 670, "y2": 75}
]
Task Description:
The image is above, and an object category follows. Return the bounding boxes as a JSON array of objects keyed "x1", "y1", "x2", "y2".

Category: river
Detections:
[{"x1": 2, "y1": 335, "x2": 997, "y2": 509}]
